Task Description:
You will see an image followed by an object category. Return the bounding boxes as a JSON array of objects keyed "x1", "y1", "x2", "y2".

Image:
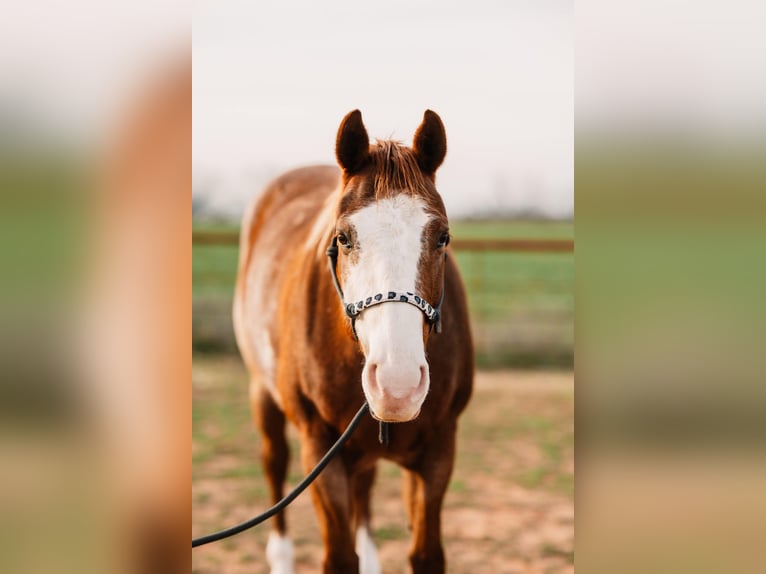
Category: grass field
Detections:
[
  {"x1": 192, "y1": 355, "x2": 574, "y2": 573},
  {"x1": 193, "y1": 219, "x2": 573, "y2": 367}
]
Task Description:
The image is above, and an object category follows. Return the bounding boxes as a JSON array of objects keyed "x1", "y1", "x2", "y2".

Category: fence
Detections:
[
  {"x1": 192, "y1": 230, "x2": 573, "y2": 253},
  {"x1": 193, "y1": 230, "x2": 573, "y2": 368}
]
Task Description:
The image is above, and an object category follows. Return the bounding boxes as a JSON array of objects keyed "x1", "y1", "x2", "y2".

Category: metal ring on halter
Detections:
[{"x1": 326, "y1": 236, "x2": 446, "y2": 340}]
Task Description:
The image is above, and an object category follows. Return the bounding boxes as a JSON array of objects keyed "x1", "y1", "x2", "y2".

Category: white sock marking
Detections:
[
  {"x1": 356, "y1": 526, "x2": 381, "y2": 574},
  {"x1": 266, "y1": 531, "x2": 295, "y2": 574}
]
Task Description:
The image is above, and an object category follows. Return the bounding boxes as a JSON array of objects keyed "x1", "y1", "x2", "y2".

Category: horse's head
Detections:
[{"x1": 331, "y1": 110, "x2": 450, "y2": 422}]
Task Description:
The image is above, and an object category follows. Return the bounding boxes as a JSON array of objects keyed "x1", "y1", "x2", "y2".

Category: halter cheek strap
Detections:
[{"x1": 326, "y1": 236, "x2": 446, "y2": 341}]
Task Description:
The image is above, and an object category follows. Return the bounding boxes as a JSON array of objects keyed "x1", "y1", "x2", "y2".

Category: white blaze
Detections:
[{"x1": 344, "y1": 195, "x2": 432, "y2": 422}]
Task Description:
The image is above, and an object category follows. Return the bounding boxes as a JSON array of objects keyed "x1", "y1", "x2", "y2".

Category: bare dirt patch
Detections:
[{"x1": 193, "y1": 357, "x2": 573, "y2": 573}]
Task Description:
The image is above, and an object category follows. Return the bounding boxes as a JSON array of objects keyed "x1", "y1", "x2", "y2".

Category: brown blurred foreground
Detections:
[{"x1": 0, "y1": 55, "x2": 191, "y2": 573}]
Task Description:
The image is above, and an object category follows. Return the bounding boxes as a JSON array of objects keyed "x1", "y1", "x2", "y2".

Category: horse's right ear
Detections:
[{"x1": 336, "y1": 110, "x2": 370, "y2": 174}]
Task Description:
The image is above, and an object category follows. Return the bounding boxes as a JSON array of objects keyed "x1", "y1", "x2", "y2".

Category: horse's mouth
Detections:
[{"x1": 368, "y1": 406, "x2": 421, "y2": 423}]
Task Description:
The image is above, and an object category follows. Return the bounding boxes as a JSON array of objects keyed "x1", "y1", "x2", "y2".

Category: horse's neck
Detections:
[{"x1": 302, "y1": 188, "x2": 339, "y2": 260}]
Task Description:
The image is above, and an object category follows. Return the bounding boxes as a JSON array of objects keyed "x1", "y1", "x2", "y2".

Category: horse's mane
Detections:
[{"x1": 369, "y1": 140, "x2": 434, "y2": 200}]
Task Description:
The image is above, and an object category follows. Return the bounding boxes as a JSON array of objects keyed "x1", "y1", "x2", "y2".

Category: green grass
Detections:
[
  {"x1": 454, "y1": 251, "x2": 573, "y2": 319},
  {"x1": 193, "y1": 218, "x2": 573, "y2": 367},
  {"x1": 193, "y1": 244, "x2": 239, "y2": 298},
  {"x1": 374, "y1": 524, "x2": 409, "y2": 541}
]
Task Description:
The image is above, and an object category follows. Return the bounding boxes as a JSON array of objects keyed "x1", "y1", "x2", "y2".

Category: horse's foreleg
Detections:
[
  {"x1": 406, "y1": 424, "x2": 456, "y2": 574},
  {"x1": 402, "y1": 469, "x2": 418, "y2": 532},
  {"x1": 300, "y1": 425, "x2": 359, "y2": 574},
  {"x1": 351, "y1": 466, "x2": 380, "y2": 574},
  {"x1": 252, "y1": 384, "x2": 293, "y2": 573}
]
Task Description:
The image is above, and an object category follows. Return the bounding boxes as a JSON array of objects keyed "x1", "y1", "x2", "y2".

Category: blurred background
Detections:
[
  {"x1": 1, "y1": 2, "x2": 190, "y2": 573},
  {"x1": 192, "y1": 2, "x2": 574, "y2": 573},
  {"x1": 577, "y1": 2, "x2": 766, "y2": 572}
]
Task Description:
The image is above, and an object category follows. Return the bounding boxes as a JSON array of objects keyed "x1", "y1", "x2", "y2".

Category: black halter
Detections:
[
  {"x1": 326, "y1": 236, "x2": 446, "y2": 341},
  {"x1": 325, "y1": 235, "x2": 447, "y2": 446}
]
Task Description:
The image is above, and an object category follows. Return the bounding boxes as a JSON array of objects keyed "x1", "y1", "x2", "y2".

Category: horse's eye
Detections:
[
  {"x1": 337, "y1": 232, "x2": 351, "y2": 248},
  {"x1": 437, "y1": 231, "x2": 450, "y2": 248}
]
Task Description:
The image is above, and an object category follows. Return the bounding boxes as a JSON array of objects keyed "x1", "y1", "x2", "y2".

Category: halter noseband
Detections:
[{"x1": 326, "y1": 236, "x2": 446, "y2": 340}]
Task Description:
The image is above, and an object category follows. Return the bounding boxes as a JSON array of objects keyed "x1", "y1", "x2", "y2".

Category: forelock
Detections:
[
  {"x1": 336, "y1": 140, "x2": 445, "y2": 218},
  {"x1": 369, "y1": 140, "x2": 436, "y2": 200}
]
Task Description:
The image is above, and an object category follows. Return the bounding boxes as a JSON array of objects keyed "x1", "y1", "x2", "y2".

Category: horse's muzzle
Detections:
[{"x1": 362, "y1": 362, "x2": 429, "y2": 423}]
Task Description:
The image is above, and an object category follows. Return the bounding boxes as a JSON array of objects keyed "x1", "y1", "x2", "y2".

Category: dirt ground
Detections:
[{"x1": 192, "y1": 357, "x2": 573, "y2": 573}]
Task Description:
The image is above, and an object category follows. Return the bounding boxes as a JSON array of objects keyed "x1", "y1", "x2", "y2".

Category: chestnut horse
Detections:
[{"x1": 233, "y1": 110, "x2": 473, "y2": 574}]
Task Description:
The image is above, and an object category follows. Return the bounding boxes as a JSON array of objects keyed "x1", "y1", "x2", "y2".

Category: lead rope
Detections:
[
  {"x1": 192, "y1": 243, "x2": 444, "y2": 546},
  {"x1": 379, "y1": 420, "x2": 390, "y2": 446},
  {"x1": 192, "y1": 403, "x2": 370, "y2": 548}
]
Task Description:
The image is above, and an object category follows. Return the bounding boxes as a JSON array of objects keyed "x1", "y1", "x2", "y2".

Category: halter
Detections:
[{"x1": 326, "y1": 236, "x2": 446, "y2": 341}]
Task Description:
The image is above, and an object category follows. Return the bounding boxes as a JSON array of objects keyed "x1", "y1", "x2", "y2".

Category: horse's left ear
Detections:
[{"x1": 413, "y1": 110, "x2": 447, "y2": 176}]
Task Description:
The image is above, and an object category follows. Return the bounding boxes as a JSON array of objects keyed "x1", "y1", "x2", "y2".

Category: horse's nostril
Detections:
[
  {"x1": 418, "y1": 365, "x2": 428, "y2": 392},
  {"x1": 366, "y1": 363, "x2": 380, "y2": 394}
]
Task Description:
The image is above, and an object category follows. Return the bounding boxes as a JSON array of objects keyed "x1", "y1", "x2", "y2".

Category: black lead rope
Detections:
[
  {"x1": 379, "y1": 420, "x2": 390, "y2": 446},
  {"x1": 193, "y1": 240, "x2": 446, "y2": 548},
  {"x1": 192, "y1": 403, "x2": 370, "y2": 548}
]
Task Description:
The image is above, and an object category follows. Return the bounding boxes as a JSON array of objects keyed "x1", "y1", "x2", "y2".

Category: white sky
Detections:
[
  {"x1": 0, "y1": 1, "x2": 189, "y2": 146},
  {"x1": 193, "y1": 0, "x2": 574, "y2": 218},
  {"x1": 577, "y1": 0, "x2": 766, "y2": 137}
]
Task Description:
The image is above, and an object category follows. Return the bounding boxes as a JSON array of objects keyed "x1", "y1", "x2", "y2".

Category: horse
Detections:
[{"x1": 233, "y1": 109, "x2": 474, "y2": 574}]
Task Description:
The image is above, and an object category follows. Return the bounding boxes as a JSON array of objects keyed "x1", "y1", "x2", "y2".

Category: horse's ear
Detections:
[
  {"x1": 413, "y1": 110, "x2": 447, "y2": 175},
  {"x1": 336, "y1": 109, "x2": 370, "y2": 174}
]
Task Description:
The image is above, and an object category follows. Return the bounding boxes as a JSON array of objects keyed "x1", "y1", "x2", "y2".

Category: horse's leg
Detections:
[
  {"x1": 251, "y1": 384, "x2": 293, "y2": 574},
  {"x1": 300, "y1": 423, "x2": 359, "y2": 574},
  {"x1": 351, "y1": 466, "x2": 381, "y2": 574},
  {"x1": 402, "y1": 469, "x2": 418, "y2": 532},
  {"x1": 406, "y1": 423, "x2": 457, "y2": 574}
]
